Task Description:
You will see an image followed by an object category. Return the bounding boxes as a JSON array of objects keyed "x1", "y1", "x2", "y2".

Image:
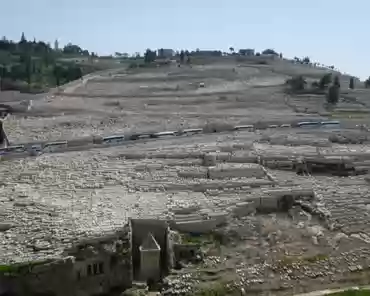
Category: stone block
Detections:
[
  {"x1": 177, "y1": 168, "x2": 208, "y2": 179},
  {"x1": 172, "y1": 219, "x2": 218, "y2": 234},
  {"x1": 232, "y1": 202, "x2": 257, "y2": 217},
  {"x1": 232, "y1": 143, "x2": 252, "y2": 150},
  {"x1": 208, "y1": 163, "x2": 265, "y2": 179},
  {"x1": 258, "y1": 195, "x2": 280, "y2": 212},
  {"x1": 207, "y1": 212, "x2": 228, "y2": 225},
  {"x1": 229, "y1": 151, "x2": 258, "y2": 163}
]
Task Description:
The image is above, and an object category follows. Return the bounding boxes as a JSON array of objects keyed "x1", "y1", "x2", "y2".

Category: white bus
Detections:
[
  {"x1": 102, "y1": 135, "x2": 125, "y2": 145},
  {"x1": 6, "y1": 145, "x2": 26, "y2": 153},
  {"x1": 43, "y1": 141, "x2": 68, "y2": 153}
]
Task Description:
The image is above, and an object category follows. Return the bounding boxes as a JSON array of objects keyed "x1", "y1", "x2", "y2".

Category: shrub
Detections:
[
  {"x1": 311, "y1": 81, "x2": 320, "y2": 88},
  {"x1": 128, "y1": 62, "x2": 138, "y2": 69},
  {"x1": 285, "y1": 75, "x2": 307, "y2": 91}
]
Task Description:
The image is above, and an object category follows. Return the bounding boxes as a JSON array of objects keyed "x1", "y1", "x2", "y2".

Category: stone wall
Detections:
[{"x1": 0, "y1": 257, "x2": 75, "y2": 296}]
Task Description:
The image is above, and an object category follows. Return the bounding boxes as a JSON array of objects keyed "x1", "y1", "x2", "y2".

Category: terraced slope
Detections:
[{"x1": 1, "y1": 58, "x2": 370, "y2": 295}]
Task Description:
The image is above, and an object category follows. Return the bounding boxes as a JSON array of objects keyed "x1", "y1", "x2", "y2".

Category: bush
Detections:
[
  {"x1": 128, "y1": 62, "x2": 138, "y2": 69},
  {"x1": 285, "y1": 75, "x2": 307, "y2": 91},
  {"x1": 311, "y1": 81, "x2": 320, "y2": 88}
]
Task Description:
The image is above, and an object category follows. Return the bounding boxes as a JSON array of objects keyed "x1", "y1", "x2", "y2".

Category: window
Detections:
[{"x1": 85, "y1": 262, "x2": 104, "y2": 277}]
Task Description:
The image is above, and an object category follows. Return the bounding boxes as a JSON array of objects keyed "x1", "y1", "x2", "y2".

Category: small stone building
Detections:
[{"x1": 130, "y1": 219, "x2": 171, "y2": 281}]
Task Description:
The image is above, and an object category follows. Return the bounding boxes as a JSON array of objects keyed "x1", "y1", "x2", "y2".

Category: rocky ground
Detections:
[{"x1": 2, "y1": 57, "x2": 370, "y2": 295}]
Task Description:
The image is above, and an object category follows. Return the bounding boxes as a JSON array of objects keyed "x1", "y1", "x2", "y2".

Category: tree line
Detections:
[{"x1": 0, "y1": 33, "x2": 96, "y2": 93}]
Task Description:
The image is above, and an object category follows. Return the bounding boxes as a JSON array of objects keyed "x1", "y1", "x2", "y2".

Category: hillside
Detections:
[{"x1": 3, "y1": 49, "x2": 370, "y2": 296}]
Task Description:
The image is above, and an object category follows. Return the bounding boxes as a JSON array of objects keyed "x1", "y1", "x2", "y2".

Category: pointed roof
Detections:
[{"x1": 139, "y1": 233, "x2": 160, "y2": 251}]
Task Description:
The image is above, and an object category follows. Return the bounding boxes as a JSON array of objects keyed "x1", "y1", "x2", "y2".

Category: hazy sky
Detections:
[{"x1": 2, "y1": 0, "x2": 369, "y2": 79}]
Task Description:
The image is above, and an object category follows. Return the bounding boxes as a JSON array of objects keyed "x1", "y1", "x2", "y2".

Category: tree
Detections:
[
  {"x1": 24, "y1": 55, "x2": 32, "y2": 86},
  {"x1": 333, "y1": 75, "x2": 340, "y2": 88},
  {"x1": 53, "y1": 65, "x2": 63, "y2": 86},
  {"x1": 302, "y1": 57, "x2": 310, "y2": 64},
  {"x1": 349, "y1": 77, "x2": 355, "y2": 89},
  {"x1": 319, "y1": 73, "x2": 332, "y2": 89},
  {"x1": 229, "y1": 47, "x2": 234, "y2": 54},
  {"x1": 285, "y1": 75, "x2": 307, "y2": 91},
  {"x1": 0, "y1": 65, "x2": 5, "y2": 90},
  {"x1": 365, "y1": 77, "x2": 370, "y2": 88},
  {"x1": 63, "y1": 43, "x2": 83, "y2": 55},
  {"x1": 179, "y1": 50, "x2": 185, "y2": 63},
  {"x1": 262, "y1": 49, "x2": 278, "y2": 55},
  {"x1": 144, "y1": 49, "x2": 156, "y2": 63},
  {"x1": 20, "y1": 32, "x2": 27, "y2": 43},
  {"x1": 327, "y1": 85, "x2": 340, "y2": 104}
]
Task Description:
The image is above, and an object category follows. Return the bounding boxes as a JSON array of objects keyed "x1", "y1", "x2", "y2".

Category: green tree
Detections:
[
  {"x1": 0, "y1": 65, "x2": 5, "y2": 90},
  {"x1": 24, "y1": 55, "x2": 32, "y2": 86},
  {"x1": 365, "y1": 77, "x2": 370, "y2": 88},
  {"x1": 262, "y1": 49, "x2": 278, "y2": 55},
  {"x1": 144, "y1": 49, "x2": 156, "y2": 63},
  {"x1": 285, "y1": 75, "x2": 307, "y2": 91},
  {"x1": 327, "y1": 85, "x2": 340, "y2": 104},
  {"x1": 20, "y1": 32, "x2": 26, "y2": 43},
  {"x1": 302, "y1": 56, "x2": 310, "y2": 64},
  {"x1": 333, "y1": 75, "x2": 340, "y2": 88},
  {"x1": 53, "y1": 65, "x2": 63, "y2": 86},
  {"x1": 63, "y1": 43, "x2": 83, "y2": 55},
  {"x1": 319, "y1": 73, "x2": 332, "y2": 89},
  {"x1": 180, "y1": 50, "x2": 185, "y2": 63}
]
